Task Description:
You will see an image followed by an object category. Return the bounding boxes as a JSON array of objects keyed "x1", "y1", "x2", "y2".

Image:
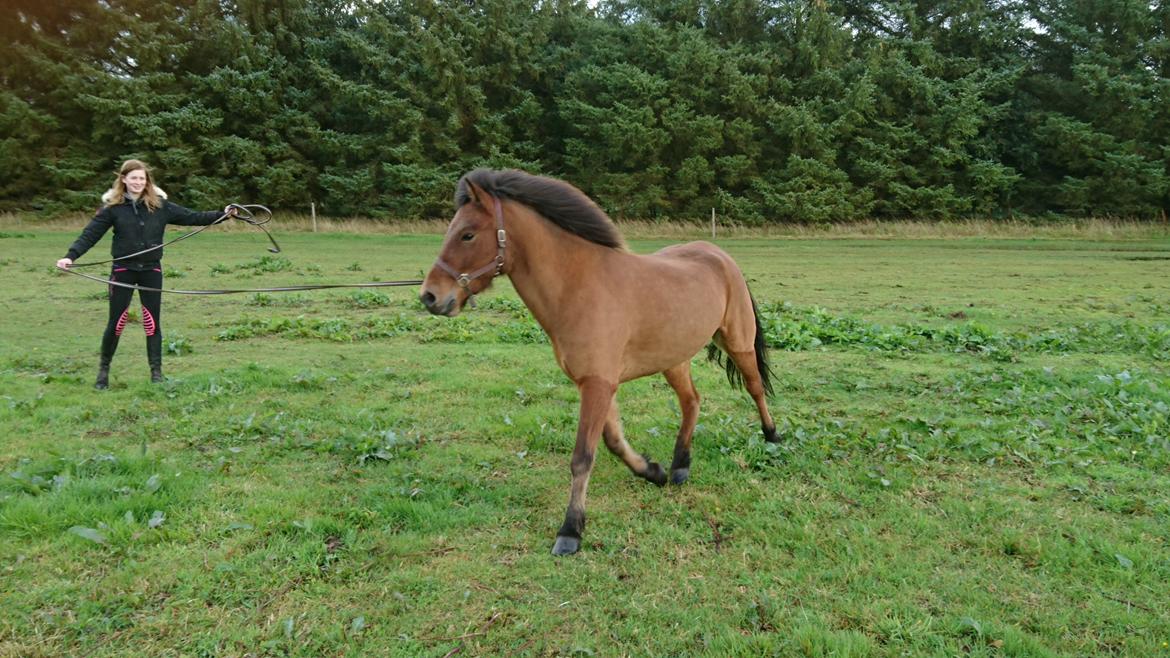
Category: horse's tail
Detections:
[
  {"x1": 706, "y1": 292, "x2": 775, "y2": 398},
  {"x1": 750, "y1": 294, "x2": 776, "y2": 398}
]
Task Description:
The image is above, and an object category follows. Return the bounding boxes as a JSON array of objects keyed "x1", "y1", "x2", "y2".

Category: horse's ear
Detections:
[{"x1": 465, "y1": 180, "x2": 489, "y2": 210}]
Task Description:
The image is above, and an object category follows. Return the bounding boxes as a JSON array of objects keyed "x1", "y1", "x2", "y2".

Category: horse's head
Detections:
[{"x1": 420, "y1": 180, "x2": 506, "y2": 316}]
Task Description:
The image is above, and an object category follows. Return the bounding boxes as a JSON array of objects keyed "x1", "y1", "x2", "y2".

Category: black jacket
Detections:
[{"x1": 66, "y1": 195, "x2": 222, "y2": 270}]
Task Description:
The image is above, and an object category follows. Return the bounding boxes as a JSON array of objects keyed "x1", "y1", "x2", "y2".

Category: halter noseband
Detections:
[{"x1": 433, "y1": 195, "x2": 507, "y2": 292}]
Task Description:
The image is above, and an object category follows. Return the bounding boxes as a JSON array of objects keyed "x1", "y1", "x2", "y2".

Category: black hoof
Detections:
[
  {"x1": 763, "y1": 424, "x2": 779, "y2": 443},
  {"x1": 641, "y1": 459, "x2": 667, "y2": 487},
  {"x1": 670, "y1": 468, "x2": 690, "y2": 485},
  {"x1": 552, "y1": 535, "x2": 581, "y2": 556}
]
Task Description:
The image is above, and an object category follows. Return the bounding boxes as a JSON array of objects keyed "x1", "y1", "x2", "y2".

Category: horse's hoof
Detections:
[
  {"x1": 763, "y1": 424, "x2": 779, "y2": 443},
  {"x1": 552, "y1": 535, "x2": 581, "y2": 556},
  {"x1": 642, "y1": 462, "x2": 667, "y2": 487},
  {"x1": 670, "y1": 468, "x2": 690, "y2": 485}
]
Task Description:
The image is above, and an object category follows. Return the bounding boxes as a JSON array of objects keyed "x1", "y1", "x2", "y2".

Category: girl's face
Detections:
[{"x1": 122, "y1": 169, "x2": 147, "y2": 197}]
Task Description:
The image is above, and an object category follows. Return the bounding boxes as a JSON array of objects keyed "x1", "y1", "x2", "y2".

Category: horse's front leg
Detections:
[
  {"x1": 663, "y1": 362, "x2": 700, "y2": 484},
  {"x1": 552, "y1": 376, "x2": 616, "y2": 556},
  {"x1": 603, "y1": 399, "x2": 667, "y2": 486}
]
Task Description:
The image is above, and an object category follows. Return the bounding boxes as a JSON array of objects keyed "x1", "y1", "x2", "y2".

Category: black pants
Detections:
[{"x1": 101, "y1": 267, "x2": 163, "y2": 367}]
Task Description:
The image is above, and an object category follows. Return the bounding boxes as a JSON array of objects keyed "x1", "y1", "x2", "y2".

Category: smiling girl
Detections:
[{"x1": 57, "y1": 159, "x2": 236, "y2": 389}]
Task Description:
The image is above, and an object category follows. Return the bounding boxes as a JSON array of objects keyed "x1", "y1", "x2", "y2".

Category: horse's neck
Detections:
[{"x1": 505, "y1": 210, "x2": 608, "y2": 330}]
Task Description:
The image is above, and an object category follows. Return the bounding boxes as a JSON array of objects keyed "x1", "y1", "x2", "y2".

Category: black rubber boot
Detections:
[
  {"x1": 148, "y1": 334, "x2": 163, "y2": 383},
  {"x1": 95, "y1": 359, "x2": 111, "y2": 390}
]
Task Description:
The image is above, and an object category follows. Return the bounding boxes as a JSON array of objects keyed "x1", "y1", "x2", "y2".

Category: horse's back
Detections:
[
  {"x1": 648, "y1": 240, "x2": 751, "y2": 296},
  {"x1": 652, "y1": 239, "x2": 731, "y2": 261}
]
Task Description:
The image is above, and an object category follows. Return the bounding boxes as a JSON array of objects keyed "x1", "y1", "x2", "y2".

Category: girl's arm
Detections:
[{"x1": 60, "y1": 206, "x2": 114, "y2": 266}]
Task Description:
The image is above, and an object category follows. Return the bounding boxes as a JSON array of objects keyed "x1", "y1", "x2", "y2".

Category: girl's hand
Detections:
[
  {"x1": 224, "y1": 205, "x2": 238, "y2": 217},
  {"x1": 56, "y1": 257, "x2": 73, "y2": 269}
]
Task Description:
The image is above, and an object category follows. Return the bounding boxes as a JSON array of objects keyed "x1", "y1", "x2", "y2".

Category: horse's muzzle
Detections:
[{"x1": 420, "y1": 289, "x2": 459, "y2": 316}]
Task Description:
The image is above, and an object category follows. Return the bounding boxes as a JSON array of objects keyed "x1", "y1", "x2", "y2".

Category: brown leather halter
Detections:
[{"x1": 432, "y1": 195, "x2": 507, "y2": 298}]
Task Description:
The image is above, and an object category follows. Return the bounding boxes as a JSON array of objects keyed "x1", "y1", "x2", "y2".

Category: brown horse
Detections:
[{"x1": 421, "y1": 169, "x2": 778, "y2": 556}]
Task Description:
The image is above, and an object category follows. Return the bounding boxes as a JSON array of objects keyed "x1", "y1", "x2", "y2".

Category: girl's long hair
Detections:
[{"x1": 106, "y1": 159, "x2": 162, "y2": 211}]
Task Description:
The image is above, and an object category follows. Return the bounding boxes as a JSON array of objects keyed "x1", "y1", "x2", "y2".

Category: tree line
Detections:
[{"x1": 3, "y1": 0, "x2": 1168, "y2": 222}]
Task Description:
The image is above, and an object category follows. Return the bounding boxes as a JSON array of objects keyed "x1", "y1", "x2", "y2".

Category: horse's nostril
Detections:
[{"x1": 420, "y1": 291, "x2": 436, "y2": 307}]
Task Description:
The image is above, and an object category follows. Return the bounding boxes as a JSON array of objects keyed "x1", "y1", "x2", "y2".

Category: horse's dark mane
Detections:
[{"x1": 456, "y1": 169, "x2": 625, "y2": 250}]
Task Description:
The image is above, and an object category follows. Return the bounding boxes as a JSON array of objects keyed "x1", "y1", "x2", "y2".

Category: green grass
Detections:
[{"x1": 1, "y1": 226, "x2": 1168, "y2": 656}]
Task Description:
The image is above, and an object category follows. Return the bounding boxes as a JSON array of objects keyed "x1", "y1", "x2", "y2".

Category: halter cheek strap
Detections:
[{"x1": 433, "y1": 195, "x2": 507, "y2": 300}]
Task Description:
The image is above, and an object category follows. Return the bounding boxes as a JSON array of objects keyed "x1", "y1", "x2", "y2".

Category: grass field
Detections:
[{"x1": 1, "y1": 220, "x2": 1168, "y2": 657}]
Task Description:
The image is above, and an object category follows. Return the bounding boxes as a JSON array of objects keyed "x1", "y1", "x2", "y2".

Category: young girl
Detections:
[{"x1": 57, "y1": 159, "x2": 236, "y2": 388}]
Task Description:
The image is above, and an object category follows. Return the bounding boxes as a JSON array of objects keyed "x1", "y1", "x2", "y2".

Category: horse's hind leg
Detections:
[
  {"x1": 715, "y1": 323, "x2": 779, "y2": 443},
  {"x1": 725, "y1": 346, "x2": 778, "y2": 442},
  {"x1": 602, "y1": 400, "x2": 667, "y2": 486},
  {"x1": 663, "y1": 362, "x2": 700, "y2": 484}
]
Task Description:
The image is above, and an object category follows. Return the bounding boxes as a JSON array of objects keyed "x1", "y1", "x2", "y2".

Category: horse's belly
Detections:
[
  {"x1": 619, "y1": 312, "x2": 721, "y2": 381},
  {"x1": 619, "y1": 351, "x2": 702, "y2": 382}
]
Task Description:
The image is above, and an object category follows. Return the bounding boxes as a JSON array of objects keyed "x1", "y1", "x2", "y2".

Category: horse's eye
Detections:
[{"x1": 461, "y1": 232, "x2": 475, "y2": 242}]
